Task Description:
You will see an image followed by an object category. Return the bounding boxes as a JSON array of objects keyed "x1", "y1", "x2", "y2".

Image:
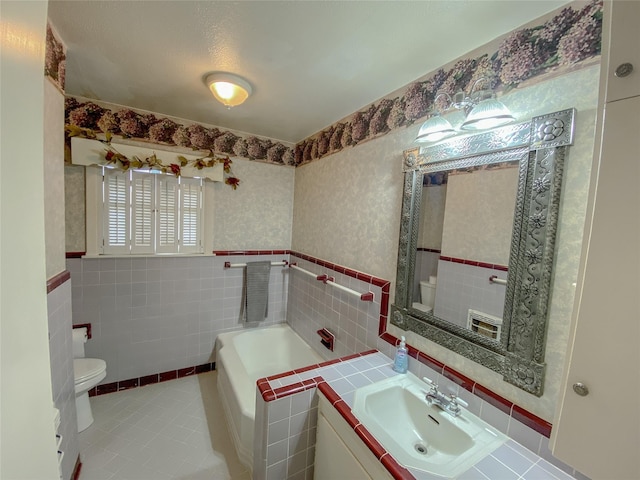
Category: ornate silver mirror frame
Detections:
[{"x1": 391, "y1": 108, "x2": 576, "y2": 396}]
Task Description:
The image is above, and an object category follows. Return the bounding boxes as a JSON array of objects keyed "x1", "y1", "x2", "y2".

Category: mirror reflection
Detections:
[
  {"x1": 411, "y1": 163, "x2": 519, "y2": 341},
  {"x1": 392, "y1": 108, "x2": 577, "y2": 396}
]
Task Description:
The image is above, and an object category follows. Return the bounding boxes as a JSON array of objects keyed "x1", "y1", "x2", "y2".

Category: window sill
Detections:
[{"x1": 81, "y1": 253, "x2": 217, "y2": 259}]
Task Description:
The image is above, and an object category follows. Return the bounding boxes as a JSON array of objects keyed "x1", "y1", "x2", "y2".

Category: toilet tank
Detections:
[{"x1": 420, "y1": 280, "x2": 436, "y2": 309}]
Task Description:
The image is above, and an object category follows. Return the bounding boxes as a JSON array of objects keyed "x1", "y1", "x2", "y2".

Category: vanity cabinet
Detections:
[
  {"x1": 551, "y1": 2, "x2": 640, "y2": 478},
  {"x1": 314, "y1": 393, "x2": 392, "y2": 480}
]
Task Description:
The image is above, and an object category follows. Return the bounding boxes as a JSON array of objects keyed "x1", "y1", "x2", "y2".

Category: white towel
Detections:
[{"x1": 245, "y1": 261, "x2": 270, "y2": 322}]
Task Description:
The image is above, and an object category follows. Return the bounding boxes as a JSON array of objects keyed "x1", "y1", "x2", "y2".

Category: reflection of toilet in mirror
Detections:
[
  {"x1": 72, "y1": 326, "x2": 107, "y2": 432},
  {"x1": 413, "y1": 276, "x2": 437, "y2": 313}
]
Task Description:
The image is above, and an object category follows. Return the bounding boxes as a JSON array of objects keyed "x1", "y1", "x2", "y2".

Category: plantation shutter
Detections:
[
  {"x1": 131, "y1": 171, "x2": 154, "y2": 254},
  {"x1": 156, "y1": 175, "x2": 179, "y2": 253},
  {"x1": 179, "y1": 177, "x2": 203, "y2": 253},
  {"x1": 103, "y1": 168, "x2": 129, "y2": 254},
  {"x1": 101, "y1": 168, "x2": 204, "y2": 255}
]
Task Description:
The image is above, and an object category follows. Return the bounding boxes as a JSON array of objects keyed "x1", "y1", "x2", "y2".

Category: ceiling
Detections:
[{"x1": 48, "y1": 0, "x2": 571, "y2": 144}]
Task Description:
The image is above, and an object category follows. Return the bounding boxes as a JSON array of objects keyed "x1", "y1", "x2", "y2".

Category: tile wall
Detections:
[
  {"x1": 282, "y1": 253, "x2": 586, "y2": 479},
  {"x1": 286, "y1": 253, "x2": 390, "y2": 361},
  {"x1": 47, "y1": 274, "x2": 79, "y2": 480},
  {"x1": 434, "y1": 258, "x2": 508, "y2": 329},
  {"x1": 254, "y1": 351, "x2": 587, "y2": 480},
  {"x1": 67, "y1": 252, "x2": 289, "y2": 384}
]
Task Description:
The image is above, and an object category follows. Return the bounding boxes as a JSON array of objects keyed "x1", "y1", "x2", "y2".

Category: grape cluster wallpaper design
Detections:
[
  {"x1": 58, "y1": 0, "x2": 602, "y2": 169},
  {"x1": 295, "y1": 0, "x2": 602, "y2": 165}
]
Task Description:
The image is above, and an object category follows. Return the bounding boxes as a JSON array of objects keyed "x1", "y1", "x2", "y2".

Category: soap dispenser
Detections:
[{"x1": 393, "y1": 336, "x2": 408, "y2": 373}]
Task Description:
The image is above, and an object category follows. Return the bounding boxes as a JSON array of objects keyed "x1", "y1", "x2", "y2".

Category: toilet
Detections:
[
  {"x1": 72, "y1": 327, "x2": 107, "y2": 432},
  {"x1": 413, "y1": 276, "x2": 437, "y2": 313}
]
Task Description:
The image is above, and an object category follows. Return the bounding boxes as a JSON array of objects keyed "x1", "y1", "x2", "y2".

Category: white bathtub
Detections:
[{"x1": 216, "y1": 323, "x2": 323, "y2": 469}]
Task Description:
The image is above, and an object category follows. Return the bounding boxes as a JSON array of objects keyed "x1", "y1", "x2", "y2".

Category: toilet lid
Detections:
[{"x1": 74, "y1": 358, "x2": 106, "y2": 383}]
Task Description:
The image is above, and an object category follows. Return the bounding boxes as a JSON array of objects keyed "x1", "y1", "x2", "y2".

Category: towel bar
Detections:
[
  {"x1": 224, "y1": 260, "x2": 288, "y2": 268},
  {"x1": 289, "y1": 264, "x2": 374, "y2": 302}
]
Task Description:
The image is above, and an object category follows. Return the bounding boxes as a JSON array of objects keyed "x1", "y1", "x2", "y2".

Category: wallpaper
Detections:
[
  {"x1": 44, "y1": 80, "x2": 66, "y2": 277},
  {"x1": 294, "y1": 0, "x2": 602, "y2": 165},
  {"x1": 418, "y1": 185, "x2": 446, "y2": 251},
  {"x1": 294, "y1": 62, "x2": 601, "y2": 420},
  {"x1": 442, "y1": 167, "x2": 519, "y2": 266},
  {"x1": 212, "y1": 158, "x2": 295, "y2": 250}
]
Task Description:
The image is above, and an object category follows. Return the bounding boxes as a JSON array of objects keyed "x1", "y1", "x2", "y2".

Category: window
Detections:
[{"x1": 102, "y1": 168, "x2": 203, "y2": 255}]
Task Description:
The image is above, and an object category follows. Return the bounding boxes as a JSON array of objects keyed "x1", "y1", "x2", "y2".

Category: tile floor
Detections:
[{"x1": 78, "y1": 371, "x2": 251, "y2": 480}]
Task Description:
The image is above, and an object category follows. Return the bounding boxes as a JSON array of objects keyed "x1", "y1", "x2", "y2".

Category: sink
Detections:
[{"x1": 352, "y1": 373, "x2": 507, "y2": 478}]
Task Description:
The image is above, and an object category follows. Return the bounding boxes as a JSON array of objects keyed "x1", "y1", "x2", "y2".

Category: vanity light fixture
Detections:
[
  {"x1": 415, "y1": 113, "x2": 457, "y2": 143},
  {"x1": 204, "y1": 72, "x2": 253, "y2": 108},
  {"x1": 415, "y1": 77, "x2": 515, "y2": 143}
]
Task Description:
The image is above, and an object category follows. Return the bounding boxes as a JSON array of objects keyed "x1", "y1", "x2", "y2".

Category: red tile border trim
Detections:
[
  {"x1": 66, "y1": 251, "x2": 85, "y2": 259},
  {"x1": 46, "y1": 270, "x2": 71, "y2": 293},
  {"x1": 213, "y1": 249, "x2": 291, "y2": 256},
  {"x1": 71, "y1": 455, "x2": 82, "y2": 480},
  {"x1": 381, "y1": 453, "x2": 414, "y2": 480},
  {"x1": 512, "y1": 404, "x2": 552, "y2": 437},
  {"x1": 417, "y1": 247, "x2": 442, "y2": 254},
  {"x1": 334, "y1": 400, "x2": 360, "y2": 429},
  {"x1": 89, "y1": 362, "x2": 215, "y2": 397},
  {"x1": 473, "y1": 383, "x2": 513, "y2": 415},
  {"x1": 443, "y1": 366, "x2": 475, "y2": 393},
  {"x1": 355, "y1": 424, "x2": 387, "y2": 459},
  {"x1": 439, "y1": 255, "x2": 509, "y2": 272},
  {"x1": 260, "y1": 350, "x2": 384, "y2": 402}
]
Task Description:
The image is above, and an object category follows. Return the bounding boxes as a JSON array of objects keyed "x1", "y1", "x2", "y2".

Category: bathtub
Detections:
[{"x1": 216, "y1": 323, "x2": 323, "y2": 469}]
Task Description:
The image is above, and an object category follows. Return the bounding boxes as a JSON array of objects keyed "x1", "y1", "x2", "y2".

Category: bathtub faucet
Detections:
[{"x1": 422, "y1": 377, "x2": 468, "y2": 417}]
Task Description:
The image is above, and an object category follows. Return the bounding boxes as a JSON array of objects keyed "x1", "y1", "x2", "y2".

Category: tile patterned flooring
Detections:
[{"x1": 78, "y1": 371, "x2": 251, "y2": 480}]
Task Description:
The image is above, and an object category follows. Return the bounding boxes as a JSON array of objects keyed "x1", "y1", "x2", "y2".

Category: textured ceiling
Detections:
[{"x1": 48, "y1": 0, "x2": 571, "y2": 144}]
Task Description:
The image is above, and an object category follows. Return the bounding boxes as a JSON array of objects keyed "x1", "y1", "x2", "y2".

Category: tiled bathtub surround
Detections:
[
  {"x1": 286, "y1": 252, "x2": 390, "y2": 360},
  {"x1": 67, "y1": 253, "x2": 289, "y2": 384},
  {"x1": 254, "y1": 351, "x2": 582, "y2": 480},
  {"x1": 47, "y1": 273, "x2": 80, "y2": 480}
]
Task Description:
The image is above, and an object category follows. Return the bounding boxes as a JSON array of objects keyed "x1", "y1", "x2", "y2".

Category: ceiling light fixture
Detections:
[
  {"x1": 415, "y1": 77, "x2": 515, "y2": 143},
  {"x1": 204, "y1": 72, "x2": 253, "y2": 109}
]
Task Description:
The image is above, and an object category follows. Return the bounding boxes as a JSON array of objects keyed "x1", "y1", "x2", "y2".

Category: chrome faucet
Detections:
[{"x1": 422, "y1": 377, "x2": 469, "y2": 417}]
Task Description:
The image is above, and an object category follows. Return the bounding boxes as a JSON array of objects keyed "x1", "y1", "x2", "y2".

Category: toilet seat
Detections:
[{"x1": 74, "y1": 358, "x2": 107, "y2": 394}]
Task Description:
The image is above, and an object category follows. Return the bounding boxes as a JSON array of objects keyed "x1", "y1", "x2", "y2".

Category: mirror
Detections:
[
  {"x1": 391, "y1": 109, "x2": 576, "y2": 396},
  {"x1": 412, "y1": 163, "x2": 519, "y2": 341}
]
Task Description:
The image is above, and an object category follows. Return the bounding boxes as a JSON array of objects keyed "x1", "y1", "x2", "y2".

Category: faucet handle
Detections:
[
  {"x1": 450, "y1": 394, "x2": 469, "y2": 409},
  {"x1": 422, "y1": 377, "x2": 439, "y2": 394},
  {"x1": 422, "y1": 377, "x2": 437, "y2": 387}
]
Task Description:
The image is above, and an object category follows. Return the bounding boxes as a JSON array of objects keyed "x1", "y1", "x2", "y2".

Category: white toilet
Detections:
[
  {"x1": 413, "y1": 276, "x2": 437, "y2": 313},
  {"x1": 72, "y1": 327, "x2": 107, "y2": 432}
]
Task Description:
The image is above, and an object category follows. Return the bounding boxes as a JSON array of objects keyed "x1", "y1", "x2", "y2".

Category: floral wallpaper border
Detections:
[
  {"x1": 59, "y1": 0, "x2": 601, "y2": 170},
  {"x1": 64, "y1": 97, "x2": 296, "y2": 166},
  {"x1": 45, "y1": 23, "x2": 66, "y2": 92},
  {"x1": 294, "y1": 0, "x2": 602, "y2": 166}
]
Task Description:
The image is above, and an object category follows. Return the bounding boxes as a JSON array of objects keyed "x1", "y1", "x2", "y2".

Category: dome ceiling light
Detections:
[{"x1": 204, "y1": 72, "x2": 253, "y2": 109}]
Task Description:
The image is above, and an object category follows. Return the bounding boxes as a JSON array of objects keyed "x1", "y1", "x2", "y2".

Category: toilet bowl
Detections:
[
  {"x1": 72, "y1": 327, "x2": 107, "y2": 432},
  {"x1": 74, "y1": 358, "x2": 107, "y2": 432}
]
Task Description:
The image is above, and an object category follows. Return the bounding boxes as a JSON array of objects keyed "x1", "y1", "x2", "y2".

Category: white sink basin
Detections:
[{"x1": 352, "y1": 374, "x2": 507, "y2": 478}]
